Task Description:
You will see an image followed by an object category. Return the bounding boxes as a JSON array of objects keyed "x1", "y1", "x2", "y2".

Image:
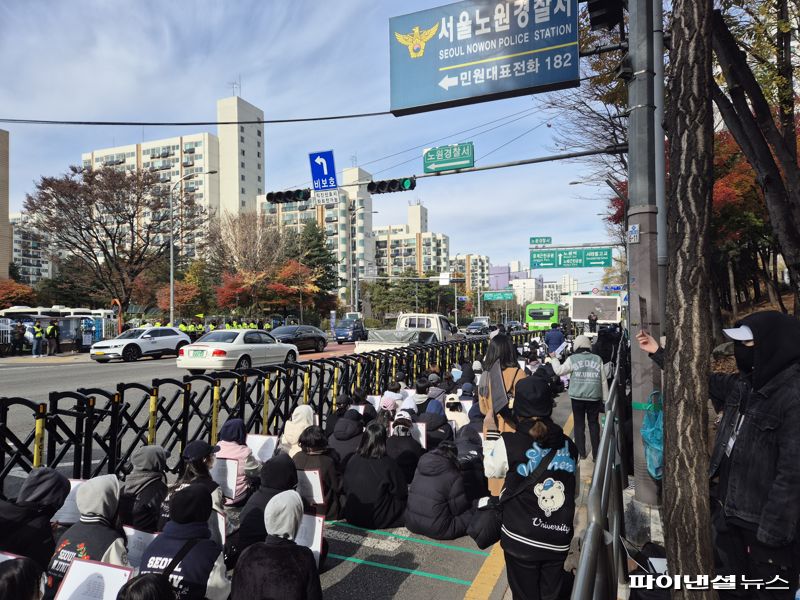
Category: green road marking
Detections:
[
  {"x1": 328, "y1": 553, "x2": 473, "y2": 586},
  {"x1": 331, "y1": 521, "x2": 490, "y2": 556}
]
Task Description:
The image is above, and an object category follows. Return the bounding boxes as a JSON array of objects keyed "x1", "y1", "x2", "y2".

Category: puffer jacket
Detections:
[
  {"x1": 404, "y1": 452, "x2": 473, "y2": 540},
  {"x1": 328, "y1": 411, "x2": 364, "y2": 470},
  {"x1": 416, "y1": 412, "x2": 454, "y2": 451}
]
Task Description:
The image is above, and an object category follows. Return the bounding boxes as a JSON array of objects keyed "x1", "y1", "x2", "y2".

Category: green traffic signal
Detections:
[{"x1": 367, "y1": 177, "x2": 416, "y2": 194}]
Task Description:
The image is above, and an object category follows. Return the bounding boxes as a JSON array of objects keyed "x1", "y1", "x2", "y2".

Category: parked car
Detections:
[
  {"x1": 505, "y1": 320, "x2": 524, "y2": 332},
  {"x1": 270, "y1": 325, "x2": 328, "y2": 353},
  {"x1": 90, "y1": 327, "x2": 191, "y2": 363},
  {"x1": 334, "y1": 318, "x2": 368, "y2": 344},
  {"x1": 176, "y1": 329, "x2": 298, "y2": 374},
  {"x1": 465, "y1": 321, "x2": 490, "y2": 336}
]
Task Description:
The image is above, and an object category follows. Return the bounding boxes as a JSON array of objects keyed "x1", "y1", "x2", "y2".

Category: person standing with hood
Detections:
[
  {"x1": 119, "y1": 445, "x2": 170, "y2": 533},
  {"x1": 280, "y1": 405, "x2": 315, "y2": 458},
  {"x1": 216, "y1": 418, "x2": 261, "y2": 506},
  {"x1": 549, "y1": 334, "x2": 608, "y2": 462},
  {"x1": 327, "y1": 408, "x2": 365, "y2": 471},
  {"x1": 637, "y1": 311, "x2": 800, "y2": 599},
  {"x1": 0, "y1": 468, "x2": 70, "y2": 569},
  {"x1": 405, "y1": 441, "x2": 474, "y2": 540},
  {"x1": 343, "y1": 422, "x2": 408, "y2": 529},
  {"x1": 44, "y1": 475, "x2": 129, "y2": 599},
  {"x1": 139, "y1": 484, "x2": 230, "y2": 600},
  {"x1": 483, "y1": 376, "x2": 579, "y2": 600},
  {"x1": 231, "y1": 490, "x2": 322, "y2": 600}
]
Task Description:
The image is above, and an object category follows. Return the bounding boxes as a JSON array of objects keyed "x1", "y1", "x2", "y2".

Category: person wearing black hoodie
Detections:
[
  {"x1": 417, "y1": 399, "x2": 454, "y2": 451},
  {"x1": 484, "y1": 376, "x2": 579, "y2": 600},
  {"x1": 455, "y1": 426, "x2": 489, "y2": 502},
  {"x1": 637, "y1": 311, "x2": 800, "y2": 599},
  {"x1": 351, "y1": 386, "x2": 378, "y2": 424},
  {"x1": 293, "y1": 425, "x2": 342, "y2": 519},
  {"x1": 0, "y1": 468, "x2": 70, "y2": 569},
  {"x1": 325, "y1": 394, "x2": 354, "y2": 437},
  {"x1": 328, "y1": 408, "x2": 365, "y2": 471},
  {"x1": 456, "y1": 363, "x2": 476, "y2": 389},
  {"x1": 465, "y1": 401, "x2": 485, "y2": 437},
  {"x1": 139, "y1": 484, "x2": 230, "y2": 600},
  {"x1": 386, "y1": 410, "x2": 426, "y2": 485},
  {"x1": 405, "y1": 441, "x2": 474, "y2": 540},
  {"x1": 119, "y1": 445, "x2": 169, "y2": 533},
  {"x1": 343, "y1": 422, "x2": 408, "y2": 529}
]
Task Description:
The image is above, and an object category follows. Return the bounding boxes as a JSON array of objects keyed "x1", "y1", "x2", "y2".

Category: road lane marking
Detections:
[
  {"x1": 326, "y1": 528, "x2": 404, "y2": 552},
  {"x1": 331, "y1": 522, "x2": 490, "y2": 556},
  {"x1": 464, "y1": 543, "x2": 506, "y2": 599},
  {"x1": 328, "y1": 553, "x2": 472, "y2": 586}
]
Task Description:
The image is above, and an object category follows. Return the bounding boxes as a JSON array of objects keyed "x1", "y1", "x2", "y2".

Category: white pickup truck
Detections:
[{"x1": 354, "y1": 313, "x2": 460, "y2": 353}]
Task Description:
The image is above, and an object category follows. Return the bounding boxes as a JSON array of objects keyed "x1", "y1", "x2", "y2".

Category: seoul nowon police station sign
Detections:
[{"x1": 389, "y1": 0, "x2": 579, "y2": 115}]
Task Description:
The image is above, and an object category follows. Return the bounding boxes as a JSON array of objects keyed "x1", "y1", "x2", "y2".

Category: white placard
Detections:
[
  {"x1": 52, "y1": 479, "x2": 84, "y2": 524},
  {"x1": 246, "y1": 434, "x2": 279, "y2": 462},
  {"x1": 55, "y1": 559, "x2": 133, "y2": 600},
  {"x1": 389, "y1": 422, "x2": 427, "y2": 449},
  {"x1": 210, "y1": 458, "x2": 238, "y2": 499},
  {"x1": 295, "y1": 513, "x2": 324, "y2": 567},
  {"x1": 0, "y1": 551, "x2": 21, "y2": 563},
  {"x1": 353, "y1": 405, "x2": 365, "y2": 415},
  {"x1": 554, "y1": 341, "x2": 568, "y2": 356},
  {"x1": 296, "y1": 469, "x2": 324, "y2": 505},
  {"x1": 366, "y1": 396, "x2": 381, "y2": 410},
  {"x1": 460, "y1": 400, "x2": 473, "y2": 413},
  {"x1": 216, "y1": 511, "x2": 227, "y2": 545},
  {"x1": 402, "y1": 388, "x2": 415, "y2": 400},
  {"x1": 518, "y1": 360, "x2": 527, "y2": 371},
  {"x1": 122, "y1": 527, "x2": 158, "y2": 572}
]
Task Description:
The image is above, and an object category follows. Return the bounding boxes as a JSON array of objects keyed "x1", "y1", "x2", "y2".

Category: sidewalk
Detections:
[{"x1": 0, "y1": 353, "x2": 89, "y2": 366}]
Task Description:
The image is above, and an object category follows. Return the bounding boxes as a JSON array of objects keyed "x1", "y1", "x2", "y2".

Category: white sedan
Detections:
[{"x1": 176, "y1": 329, "x2": 299, "y2": 374}]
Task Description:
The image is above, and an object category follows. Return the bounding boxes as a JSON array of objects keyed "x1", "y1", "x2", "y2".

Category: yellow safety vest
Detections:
[{"x1": 34, "y1": 326, "x2": 44, "y2": 339}]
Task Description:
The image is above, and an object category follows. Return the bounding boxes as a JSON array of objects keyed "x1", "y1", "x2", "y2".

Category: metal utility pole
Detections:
[
  {"x1": 653, "y1": 0, "x2": 667, "y2": 328},
  {"x1": 454, "y1": 282, "x2": 458, "y2": 325},
  {"x1": 627, "y1": 0, "x2": 661, "y2": 505}
]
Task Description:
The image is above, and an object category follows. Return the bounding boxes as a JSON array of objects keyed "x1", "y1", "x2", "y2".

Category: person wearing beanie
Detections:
[
  {"x1": 0, "y1": 468, "x2": 70, "y2": 569},
  {"x1": 44, "y1": 475, "x2": 129, "y2": 599},
  {"x1": 280, "y1": 405, "x2": 315, "y2": 458},
  {"x1": 386, "y1": 411, "x2": 426, "y2": 485},
  {"x1": 426, "y1": 373, "x2": 447, "y2": 411},
  {"x1": 231, "y1": 490, "x2": 322, "y2": 600},
  {"x1": 237, "y1": 453, "x2": 303, "y2": 558},
  {"x1": 139, "y1": 484, "x2": 230, "y2": 600},
  {"x1": 292, "y1": 425, "x2": 342, "y2": 520},
  {"x1": 483, "y1": 376, "x2": 579, "y2": 600},
  {"x1": 444, "y1": 394, "x2": 470, "y2": 432},
  {"x1": 417, "y1": 401, "x2": 455, "y2": 451},
  {"x1": 158, "y1": 440, "x2": 225, "y2": 546},
  {"x1": 459, "y1": 381, "x2": 477, "y2": 403},
  {"x1": 549, "y1": 334, "x2": 608, "y2": 461},
  {"x1": 119, "y1": 445, "x2": 170, "y2": 533},
  {"x1": 216, "y1": 419, "x2": 261, "y2": 506},
  {"x1": 405, "y1": 441, "x2": 474, "y2": 540},
  {"x1": 327, "y1": 408, "x2": 365, "y2": 471}
]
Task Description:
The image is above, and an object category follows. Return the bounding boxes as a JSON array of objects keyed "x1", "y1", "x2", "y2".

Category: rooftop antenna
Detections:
[
  {"x1": 228, "y1": 78, "x2": 241, "y2": 97},
  {"x1": 350, "y1": 154, "x2": 358, "y2": 167}
]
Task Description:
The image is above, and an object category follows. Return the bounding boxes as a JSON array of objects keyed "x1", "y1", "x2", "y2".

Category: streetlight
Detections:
[
  {"x1": 169, "y1": 169, "x2": 217, "y2": 325},
  {"x1": 348, "y1": 204, "x2": 378, "y2": 312}
]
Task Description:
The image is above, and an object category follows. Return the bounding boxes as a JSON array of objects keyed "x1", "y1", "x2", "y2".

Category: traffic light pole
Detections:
[{"x1": 627, "y1": 0, "x2": 661, "y2": 506}]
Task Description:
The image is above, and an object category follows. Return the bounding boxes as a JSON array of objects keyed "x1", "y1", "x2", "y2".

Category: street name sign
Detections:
[
  {"x1": 423, "y1": 142, "x2": 475, "y2": 173},
  {"x1": 530, "y1": 247, "x2": 613, "y2": 269},
  {"x1": 389, "y1": 0, "x2": 579, "y2": 115},
  {"x1": 484, "y1": 291, "x2": 515, "y2": 301},
  {"x1": 529, "y1": 236, "x2": 552, "y2": 245}
]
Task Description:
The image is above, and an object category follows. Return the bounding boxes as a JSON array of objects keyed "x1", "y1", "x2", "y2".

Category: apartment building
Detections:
[
  {"x1": 450, "y1": 253, "x2": 491, "y2": 293},
  {"x1": 372, "y1": 203, "x2": 450, "y2": 279},
  {"x1": 10, "y1": 212, "x2": 55, "y2": 285},
  {"x1": 0, "y1": 130, "x2": 9, "y2": 279}
]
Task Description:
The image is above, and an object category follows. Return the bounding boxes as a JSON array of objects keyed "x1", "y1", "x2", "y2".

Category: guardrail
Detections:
[
  {"x1": 0, "y1": 333, "x2": 534, "y2": 494},
  {"x1": 571, "y1": 334, "x2": 631, "y2": 600}
]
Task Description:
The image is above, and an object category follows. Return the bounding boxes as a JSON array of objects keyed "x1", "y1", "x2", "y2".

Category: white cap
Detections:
[{"x1": 723, "y1": 325, "x2": 754, "y2": 342}]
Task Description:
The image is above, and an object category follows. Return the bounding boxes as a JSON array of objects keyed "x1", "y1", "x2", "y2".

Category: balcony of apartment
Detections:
[
  {"x1": 182, "y1": 159, "x2": 195, "y2": 168},
  {"x1": 157, "y1": 149, "x2": 174, "y2": 158},
  {"x1": 326, "y1": 228, "x2": 336, "y2": 237},
  {"x1": 324, "y1": 215, "x2": 338, "y2": 223},
  {"x1": 183, "y1": 147, "x2": 196, "y2": 154}
]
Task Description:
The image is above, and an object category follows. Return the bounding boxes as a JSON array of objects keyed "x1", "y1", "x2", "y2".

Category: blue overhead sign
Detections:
[
  {"x1": 390, "y1": 0, "x2": 579, "y2": 115},
  {"x1": 308, "y1": 150, "x2": 338, "y2": 191}
]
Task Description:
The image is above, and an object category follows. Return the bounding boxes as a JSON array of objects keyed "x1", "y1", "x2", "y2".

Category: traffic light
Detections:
[
  {"x1": 587, "y1": 0, "x2": 623, "y2": 31},
  {"x1": 367, "y1": 177, "x2": 416, "y2": 194},
  {"x1": 265, "y1": 189, "x2": 311, "y2": 203}
]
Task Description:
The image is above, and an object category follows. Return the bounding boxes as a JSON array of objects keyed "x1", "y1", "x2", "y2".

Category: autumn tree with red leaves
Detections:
[
  {"x1": 0, "y1": 279, "x2": 37, "y2": 309},
  {"x1": 156, "y1": 281, "x2": 201, "y2": 313}
]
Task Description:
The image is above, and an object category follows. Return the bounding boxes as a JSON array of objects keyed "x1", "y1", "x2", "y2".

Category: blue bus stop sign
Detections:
[
  {"x1": 390, "y1": 0, "x2": 579, "y2": 115},
  {"x1": 309, "y1": 150, "x2": 338, "y2": 191}
]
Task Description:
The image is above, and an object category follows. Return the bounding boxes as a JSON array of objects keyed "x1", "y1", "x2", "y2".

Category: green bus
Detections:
[{"x1": 525, "y1": 302, "x2": 562, "y2": 332}]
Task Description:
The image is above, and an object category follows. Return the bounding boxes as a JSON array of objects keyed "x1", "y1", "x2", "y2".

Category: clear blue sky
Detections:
[{"x1": 0, "y1": 0, "x2": 613, "y2": 288}]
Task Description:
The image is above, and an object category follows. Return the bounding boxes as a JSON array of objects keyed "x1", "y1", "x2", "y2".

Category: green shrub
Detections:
[{"x1": 364, "y1": 317, "x2": 382, "y2": 329}]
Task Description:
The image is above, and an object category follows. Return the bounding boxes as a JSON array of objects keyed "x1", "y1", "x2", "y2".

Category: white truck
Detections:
[{"x1": 354, "y1": 313, "x2": 460, "y2": 353}]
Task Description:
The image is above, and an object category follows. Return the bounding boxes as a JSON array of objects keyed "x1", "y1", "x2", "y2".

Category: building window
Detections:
[
  {"x1": 257, "y1": 152, "x2": 261, "y2": 158},
  {"x1": 241, "y1": 187, "x2": 246, "y2": 193},
  {"x1": 240, "y1": 125, "x2": 244, "y2": 133},
  {"x1": 257, "y1": 130, "x2": 262, "y2": 137},
  {"x1": 257, "y1": 141, "x2": 261, "y2": 148},
  {"x1": 241, "y1": 201, "x2": 246, "y2": 207},
  {"x1": 241, "y1": 175, "x2": 245, "y2": 181},
  {"x1": 240, "y1": 136, "x2": 245, "y2": 143},
  {"x1": 241, "y1": 162, "x2": 245, "y2": 168},
  {"x1": 258, "y1": 188, "x2": 262, "y2": 194},
  {"x1": 257, "y1": 163, "x2": 262, "y2": 170},
  {"x1": 241, "y1": 150, "x2": 245, "y2": 156},
  {"x1": 257, "y1": 176, "x2": 262, "y2": 182}
]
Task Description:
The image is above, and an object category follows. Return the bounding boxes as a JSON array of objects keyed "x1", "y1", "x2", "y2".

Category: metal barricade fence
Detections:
[
  {"x1": 571, "y1": 335, "x2": 630, "y2": 600},
  {"x1": 0, "y1": 333, "x2": 535, "y2": 494}
]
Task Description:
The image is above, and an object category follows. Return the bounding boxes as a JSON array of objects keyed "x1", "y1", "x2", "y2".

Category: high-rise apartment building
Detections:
[
  {"x1": 217, "y1": 97, "x2": 265, "y2": 215},
  {"x1": 560, "y1": 274, "x2": 579, "y2": 295},
  {"x1": 511, "y1": 276, "x2": 545, "y2": 305},
  {"x1": 372, "y1": 203, "x2": 450, "y2": 279},
  {"x1": 450, "y1": 254, "x2": 491, "y2": 293},
  {"x1": 543, "y1": 281, "x2": 561, "y2": 303},
  {"x1": 10, "y1": 212, "x2": 55, "y2": 285},
  {"x1": 0, "y1": 130, "x2": 9, "y2": 279}
]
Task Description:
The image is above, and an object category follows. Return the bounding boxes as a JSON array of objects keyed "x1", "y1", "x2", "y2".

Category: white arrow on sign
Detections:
[
  {"x1": 314, "y1": 155, "x2": 328, "y2": 176},
  {"x1": 427, "y1": 158, "x2": 472, "y2": 170},
  {"x1": 438, "y1": 75, "x2": 459, "y2": 91}
]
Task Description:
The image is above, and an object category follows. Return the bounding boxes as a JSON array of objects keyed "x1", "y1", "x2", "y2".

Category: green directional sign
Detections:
[
  {"x1": 529, "y1": 237, "x2": 552, "y2": 245},
  {"x1": 531, "y1": 247, "x2": 613, "y2": 269},
  {"x1": 530, "y1": 250, "x2": 557, "y2": 269},
  {"x1": 423, "y1": 142, "x2": 474, "y2": 173},
  {"x1": 483, "y1": 291, "x2": 515, "y2": 301}
]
